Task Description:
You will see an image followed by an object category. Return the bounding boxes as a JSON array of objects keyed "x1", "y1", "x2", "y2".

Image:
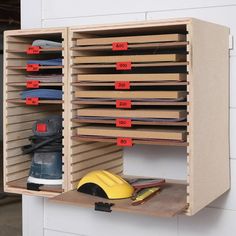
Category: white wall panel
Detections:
[
  {"x1": 230, "y1": 56, "x2": 236, "y2": 108},
  {"x1": 21, "y1": 0, "x2": 42, "y2": 29},
  {"x1": 230, "y1": 108, "x2": 236, "y2": 158},
  {"x1": 42, "y1": 0, "x2": 236, "y2": 20},
  {"x1": 44, "y1": 201, "x2": 177, "y2": 236},
  {"x1": 124, "y1": 145, "x2": 187, "y2": 180},
  {"x1": 148, "y1": 5, "x2": 236, "y2": 56},
  {"x1": 209, "y1": 159, "x2": 236, "y2": 210},
  {"x1": 22, "y1": 196, "x2": 44, "y2": 236},
  {"x1": 179, "y1": 207, "x2": 236, "y2": 236},
  {"x1": 42, "y1": 13, "x2": 146, "y2": 28},
  {"x1": 44, "y1": 229, "x2": 81, "y2": 236}
]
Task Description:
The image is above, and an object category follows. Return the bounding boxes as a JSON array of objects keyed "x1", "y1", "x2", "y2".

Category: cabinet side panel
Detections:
[{"x1": 188, "y1": 19, "x2": 230, "y2": 215}]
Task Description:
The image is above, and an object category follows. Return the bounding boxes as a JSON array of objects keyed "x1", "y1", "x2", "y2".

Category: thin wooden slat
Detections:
[
  {"x1": 73, "y1": 136, "x2": 188, "y2": 147},
  {"x1": 76, "y1": 34, "x2": 186, "y2": 46},
  {"x1": 77, "y1": 126, "x2": 186, "y2": 141},
  {"x1": 72, "y1": 150, "x2": 123, "y2": 172},
  {"x1": 7, "y1": 161, "x2": 31, "y2": 175},
  {"x1": 74, "y1": 82, "x2": 188, "y2": 87},
  {"x1": 74, "y1": 54, "x2": 186, "y2": 64},
  {"x1": 7, "y1": 155, "x2": 31, "y2": 166},
  {"x1": 73, "y1": 41, "x2": 188, "y2": 51},
  {"x1": 6, "y1": 170, "x2": 29, "y2": 182},
  {"x1": 73, "y1": 62, "x2": 188, "y2": 68},
  {"x1": 72, "y1": 100, "x2": 188, "y2": 106},
  {"x1": 75, "y1": 91, "x2": 187, "y2": 99},
  {"x1": 72, "y1": 142, "x2": 115, "y2": 155},
  {"x1": 7, "y1": 99, "x2": 63, "y2": 105},
  {"x1": 72, "y1": 145, "x2": 122, "y2": 164},
  {"x1": 7, "y1": 66, "x2": 63, "y2": 70},
  {"x1": 7, "y1": 129, "x2": 32, "y2": 142},
  {"x1": 7, "y1": 82, "x2": 63, "y2": 87},
  {"x1": 6, "y1": 48, "x2": 63, "y2": 53},
  {"x1": 77, "y1": 108, "x2": 187, "y2": 119},
  {"x1": 73, "y1": 118, "x2": 188, "y2": 127},
  {"x1": 71, "y1": 158, "x2": 123, "y2": 181},
  {"x1": 77, "y1": 73, "x2": 186, "y2": 82}
]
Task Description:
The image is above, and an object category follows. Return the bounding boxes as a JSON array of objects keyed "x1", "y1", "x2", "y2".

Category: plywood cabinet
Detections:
[{"x1": 3, "y1": 18, "x2": 230, "y2": 216}]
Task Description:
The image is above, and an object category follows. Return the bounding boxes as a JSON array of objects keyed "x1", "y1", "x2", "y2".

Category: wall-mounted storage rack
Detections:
[{"x1": 3, "y1": 18, "x2": 230, "y2": 216}]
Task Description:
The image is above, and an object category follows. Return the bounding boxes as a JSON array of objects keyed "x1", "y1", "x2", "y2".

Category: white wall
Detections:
[{"x1": 21, "y1": 0, "x2": 236, "y2": 236}]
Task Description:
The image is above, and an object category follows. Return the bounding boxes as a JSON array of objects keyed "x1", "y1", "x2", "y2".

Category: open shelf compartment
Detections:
[{"x1": 3, "y1": 28, "x2": 69, "y2": 197}]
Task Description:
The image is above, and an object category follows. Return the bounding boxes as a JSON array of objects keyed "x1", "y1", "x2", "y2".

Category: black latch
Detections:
[
  {"x1": 95, "y1": 202, "x2": 114, "y2": 213},
  {"x1": 27, "y1": 182, "x2": 43, "y2": 191}
]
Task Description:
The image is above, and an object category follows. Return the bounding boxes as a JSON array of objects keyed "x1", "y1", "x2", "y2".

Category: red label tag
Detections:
[
  {"x1": 112, "y1": 42, "x2": 128, "y2": 51},
  {"x1": 116, "y1": 62, "x2": 132, "y2": 70},
  {"x1": 115, "y1": 81, "x2": 130, "y2": 90},
  {"x1": 26, "y1": 46, "x2": 40, "y2": 54},
  {"x1": 116, "y1": 119, "x2": 132, "y2": 128},
  {"x1": 25, "y1": 97, "x2": 39, "y2": 105},
  {"x1": 26, "y1": 80, "x2": 40, "y2": 88},
  {"x1": 117, "y1": 137, "x2": 133, "y2": 147},
  {"x1": 36, "y1": 123, "x2": 47, "y2": 132},
  {"x1": 26, "y1": 64, "x2": 40, "y2": 72},
  {"x1": 116, "y1": 100, "x2": 132, "y2": 109}
]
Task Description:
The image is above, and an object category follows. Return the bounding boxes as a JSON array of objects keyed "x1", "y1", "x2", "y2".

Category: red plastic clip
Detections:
[
  {"x1": 26, "y1": 80, "x2": 40, "y2": 88},
  {"x1": 26, "y1": 46, "x2": 41, "y2": 54},
  {"x1": 116, "y1": 100, "x2": 132, "y2": 109},
  {"x1": 117, "y1": 137, "x2": 133, "y2": 147},
  {"x1": 116, "y1": 62, "x2": 132, "y2": 70},
  {"x1": 112, "y1": 42, "x2": 128, "y2": 51},
  {"x1": 26, "y1": 64, "x2": 40, "y2": 72},
  {"x1": 36, "y1": 123, "x2": 47, "y2": 132},
  {"x1": 25, "y1": 97, "x2": 39, "y2": 105},
  {"x1": 115, "y1": 81, "x2": 130, "y2": 90},
  {"x1": 116, "y1": 119, "x2": 132, "y2": 128}
]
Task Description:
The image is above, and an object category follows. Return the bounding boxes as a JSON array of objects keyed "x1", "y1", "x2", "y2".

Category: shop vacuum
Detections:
[{"x1": 22, "y1": 115, "x2": 63, "y2": 190}]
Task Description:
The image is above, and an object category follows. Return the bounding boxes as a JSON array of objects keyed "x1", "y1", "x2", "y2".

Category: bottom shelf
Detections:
[
  {"x1": 51, "y1": 182, "x2": 187, "y2": 217},
  {"x1": 6, "y1": 177, "x2": 63, "y2": 197}
]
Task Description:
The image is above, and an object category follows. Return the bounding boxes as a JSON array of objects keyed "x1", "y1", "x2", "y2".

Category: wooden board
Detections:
[
  {"x1": 75, "y1": 91, "x2": 187, "y2": 99},
  {"x1": 76, "y1": 34, "x2": 186, "y2": 46},
  {"x1": 73, "y1": 62, "x2": 188, "y2": 68},
  {"x1": 77, "y1": 108, "x2": 187, "y2": 119},
  {"x1": 73, "y1": 41, "x2": 188, "y2": 51},
  {"x1": 7, "y1": 99, "x2": 63, "y2": 104},
  {"x1": 73, "y1": 118, "x2": 188, "y2": 127},
  {"x1": 77, "y1": 126, "x2": 187, "y2": 141},
  {"x1": 77, "y1": 73, "x2": 187, "y2": 82},
  {"x1": 73, "y1": 136, "x2": 188, "y2": 146},
  {"x1": 74, "y1": 82, "x2": 188, "y2": 87},
  {"x1": 186, "y1": 19, "x2": 230, "y2": 215},
  {"x1": 7, "y1": 82, "x2": 63, "y2": 87},
  {"x1": 51, "y1": 182, "x2": 187, "y2": 217},
  {"x1": 72, "y1": 100, "x2": 188, "y2": 106},
  {"x1": 74, "y1": 54, "x2": 186, "y2": 64}
]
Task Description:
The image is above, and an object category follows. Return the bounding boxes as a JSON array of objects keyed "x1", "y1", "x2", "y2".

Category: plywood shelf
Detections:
[
  {"x1": 6, "y1": 48, "x2": 63, "y2": 53},
  {"x1": 7, "y1": 82, "x2": 63, "y2": 87},
  {"x1": 7, "y1": 99, "x2": 63, "y2": 104},
  {"x1": 72, "y1": 41, "x2": 188, "y2": 52},
  {"x1": 7, "y1": 177, "x2": 63, "y2": 197},
  {"x1": 72, "y1": 118, "x2": 188, "y2": 126},
  {"x1": 51, "y1": 182, "x2": 187, "y2": 217},
  {"x1": 72, "y1": 135, "x2": 188, "y2": 147},
  {"x1": 7, "y1": 65, "x2": 63, "y2": 70},
  {"x1": 72, "y1": 99, "x2": 188, "y2": 106}
]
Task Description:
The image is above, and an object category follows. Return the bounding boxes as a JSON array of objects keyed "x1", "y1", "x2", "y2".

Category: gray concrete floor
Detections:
[{"x1": 0, "y1": 199, "x2": 22, "y2": 236}]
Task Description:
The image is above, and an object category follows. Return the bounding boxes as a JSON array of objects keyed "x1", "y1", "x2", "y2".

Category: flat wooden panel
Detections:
[
  {"x1": 76, "y1": 34, "x2": 186, "y2": 46},
  {"x1": 74, "y1": 54, "x2": 186, "y2": 64},
  {"x1": 187, "y1": 19, "x2": 230, "y2": 215},
  {"x1": 77, "y1": 126, "x2": 187, "y2": 141},
  {"x1": 51, "y1": 182, "x2": 187, "y2": 217},
  {"x1": 77, "y1": 73, "x2": 186, "y2": 82},
  {"x1": 77, "y1": 108, "x2": 187, "y2": 119},
  {"x1": 75, "y1": 91, "x2": 186, "y2": 99}
]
